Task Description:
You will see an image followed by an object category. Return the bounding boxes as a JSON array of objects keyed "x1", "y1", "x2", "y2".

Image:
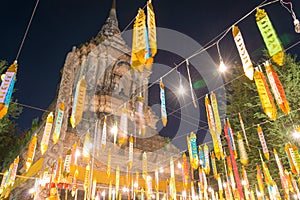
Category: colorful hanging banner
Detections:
[
  {"x1": 102, "y1": 116, "x2": 107, "y2": 150},
  {"x1": 116, "y1": 166, "x2": 120, "y2": 199},
  {"x1": 205, "y1": 95, "x2": 222, "y2": 160},
  {"x1": 285, "y1": 143, "x2": 300, "y2": 175},
  {"x1": 241, "y1": 166, "x2": 250, "y2": 199},
  {"x1": 119, "y1": 107, "x2": 128, "y2": 146},
  {"x1": 257, "y1": 125, "x2": 270, "y2": 160},
  {"x1": 238, "y1": 113, "x2": 250, "y2": 151},
  {"x1": 9, "y1": 156, "x2": 19, "y2": 187},
  {"x1": 204, "y1": 144, "x2": 210, "y2": 175},
  {"x1": 265, "y1": 61, "x2": 290, "y2": 114},
  {"x1": 131, "y1": 9, "x2": 147, "y2": 72},
  {"x1": 182, "y1": 153, "x2": 189, "y2": 188},
  {"x1": 0, "y1": 61, "x2": 17, "y2": 119},
  {"x1": 211, "y1": 152, "x2": 218, "y2": 179},
  {"x1": 147, "y1": 0, "x2": 157, "y2": 58},
  {"x1": 142, "y1": 152, "x2": 148, "y2": 179},
  {"x1": 137, "y1": 95, "x2": 145, "y2": 135},
  {"x1": 187, "y1": 135, "x2": 194, "y2": 167},
  {"x1": 40, "y1": 112, "x2": 54, "y2": 155},
  {"x1": 25, "y1": 134, "x2": 37, "y2": 172},
  {"x1": 190, "y1": 132, "x2": 199, "y2": 170},
  {"x1": 63, "y1": 149, "x2": 72, "y2": 176},
  {"x1": 226, "y1": 119, "x2": 237, "y2": 159},
  {"x1": 256, "y1": 8, "x2": 284, "y2": 66},
  {"x1": 53, "y1": 157, "x2": 63, "y2": 184},
  {"x1": 237, "y1": 133, "x2": 248, "y2": 165},
  {"x1": 169, "y1": 157, "x2": 176, "y2": 200},
  {"x1": 70, "y1": 142, "x2": 78, "y2": 166},
  {"x1": 232, "y1": 26, "x2": 254, "y2": 80},
  {"x1": 262, "y1": 161, "x2": 273, "y2": 186},
  {"x1": 83, "y1": 164, "x2": 90, "y2": 197},
  {"x1": 254, "y1": 68, "x2": 277, "y2": 121},
  {"x1": 210, "y1": 92, "x2": 222, "y2": 136},
  {"x1": 128, "y1": 135, "x2": 134, "y2": 168},
  {"x1": 53, "y1": 102, "x2": 64, "y2": 144},
  {"x1": 107, "y1": 149, "x2": 111, "y2": 178},
  {"x1": 160, "y1": 79, "x2": 167, "y2": 127},
  {"x1": 83, "y1": 130, "x2": 91, "y2": 163},
  {"x1": 256, "y1": 165, "x2": 265, "y2": 197},
  {"x1": 274, "y1": 148, "x2": 289, "y2": 199}
]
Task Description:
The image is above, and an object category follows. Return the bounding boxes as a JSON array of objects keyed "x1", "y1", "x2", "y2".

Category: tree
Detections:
[
  {"x1": 221, "y1": 53, "x2": 300, "y2": 195},
  {"x1": 0, "y1": 61, "x2": 23, "y2": 170}
]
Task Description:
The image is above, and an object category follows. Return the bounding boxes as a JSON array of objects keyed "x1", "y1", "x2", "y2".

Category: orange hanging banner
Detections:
[
  {"x1": 254, "y1": 68, "x2": 277, "y2": 121},
  {"x1": 41, "y1": 112, "x2": 54, "y2": 155},
  {"x1": 264, "y1": 61, "x2": 290, "y2": 114},
  {"x1": 257, "y1": 125, "x2": 270, "y2": 160},
  {"x1": 25, "y1": 134, "x2": 37, "y2": 172}
]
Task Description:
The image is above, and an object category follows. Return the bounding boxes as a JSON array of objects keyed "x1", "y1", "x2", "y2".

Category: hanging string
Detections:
[{"x1": 15, "y1": 0, "x2": 40, "y2": 61}]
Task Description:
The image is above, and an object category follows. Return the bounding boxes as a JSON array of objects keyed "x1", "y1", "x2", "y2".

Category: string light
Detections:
[
  {"x1": 279, "y1": 0, "x2": 300, "y2": 33},
  {"x1": 216, "y1": 42, "x2": 227, "y2": 73}
]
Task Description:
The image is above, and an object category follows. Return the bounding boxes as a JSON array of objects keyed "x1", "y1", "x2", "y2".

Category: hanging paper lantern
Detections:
[
  {"x1": 119, "y1": 107, "x2": 128, "y2": 146},
  {"x1": 115, "y1": 166, "x2": 120, "y2": 199},
  {"x1": 285, "y1": 143, "x2": 300, "y2": 175},
  {"x1": 232, "y1": 26, "x2": 254, "y2": 80},
  {"x1": 102, "y1": 116, "x2": 107, "y2": 150},
  {"x1": 190, "y1": 132, "x2": 199, "y2": 170},
  {"x1": 142, "y1": 152, "x2": 148, "y2": 179},
  {"x1": 107, "y1": 149, "x2": 111, "y2": 178},
  {"x1": 238, "y1": 113, "x2": 250, "y2": 151},
  {"x1": 0, "y1": 61, "x2": 17, "y2": 119},
  {"x1": 205, "y1": 95, "x2": 222, "y2": 160},
  {"x1": 41, "y1": 112, "x2": 54, "y2": 155},
  {"x1": 9, "y1": 156, "x2": 19, "y2": 187},
  {"x1": 264, "y1": 61, "x2": 290, "y2": 114},
  {"x1": 70, "y1": 76, "x2": 86, "y2": 128},
  {"x1": 25, "y1": 134, "x2": 37, "y2": 172},
  {"x1": 256, "y1": 8, "x2": 284, "y2": 66},
  {"x1": 53, "y1": 102, "x2": 64, "y2": 144},
  {"x1": 254, "y1": 68, "x2": 277, "y2": 121},
  {"x1": 83, "y1": 130, "x2": 91, "y2": 163},
  {"x1": 160, "y1": 79, "x2": 167, "y2": 127},
  {"x1": 257, "y1": 125, "x2": 270, "y2": 160},
  {"x1": 237, "y1": 133, "x2": 248, "y2": 165}
]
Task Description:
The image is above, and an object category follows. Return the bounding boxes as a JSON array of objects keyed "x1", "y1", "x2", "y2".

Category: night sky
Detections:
[{"x1": 0, "y1": 0, "x2": 299, "y2": 136}]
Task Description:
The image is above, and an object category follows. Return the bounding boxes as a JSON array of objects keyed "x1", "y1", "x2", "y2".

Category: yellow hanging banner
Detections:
[
  {"x1": 83, "y1": 130, "x2": 91, "y2": 163},
  {"x1": 107, "y1": 149, "x2": 111, "y2": 178},
  {"x1": 147, "y1": 0, "x2": 157, "y2": 58},
  {"x1": 232, "y1": 26, "x2": 254, "y2": 80},
  {"x1": 256, "y1": 8, "x2": 284, "y2": 66},
  {"x1": 265, "y1": 61, "x2": 290, "y2": 114},
  {"x1": 237, "y1": 133, "x2": 248, "y2": 165},
  {"x1": 142, "y1": 152, "x2": 148, "y2": 179},
  {"x1": 254, "y1": 68, "x2": 277, "y2": 121},
  {"x1": 25, "y1": 134, "x2": 37, "y2": 172},
  {"x1": 116, "y1": 166, "x2": 120, "y2": 199},
  {"x1": 256, "y1": 165, "x2": 265, "y2": 197},
  {"x1": 119, "y1": 107, "x2": 128, "y2": 147},
  {"x1": 70, "y1": 76, "x2": 86, "y2": 128},
  {"x1": 257, "y1": 125, "x2": 269, "y2": 160},
  {"x1": 102, "y1": 116, "x2": 107, "y2": 150},
  {"x1": 285, "y1": 143, "x2": 300, "y2": 175},
  {"x1": 41, "y1": 112, "x2": 54, "y2": 155}
]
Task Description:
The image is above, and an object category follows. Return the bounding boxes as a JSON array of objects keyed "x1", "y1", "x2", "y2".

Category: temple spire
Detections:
[{"x1": 111, "y1": 0, "x2": 116, "y2": 10}]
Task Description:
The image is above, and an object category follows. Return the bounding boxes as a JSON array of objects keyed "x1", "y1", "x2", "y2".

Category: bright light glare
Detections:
[
  {"x1": 178, "y1": 84, "x2": 185, "y2": 95},
  {"x1": 182, "y1": 190, "x2": 187, "y2": 197},
  {"x1": 293, "y1": 130, "x2": 300, "y2": 139},
  {"x1": 241, "y1": 180, "x2": 246, "y2": 185},
  {"x1": 159, "y1": 167, "x2": 164, "y2": 173},
  {"x1": 111, "y1": 125, "x2": 118, "y2": 135},
  {"x1": 219, "y1": 61, "x2": 227, "y2": 73},
  {"x1": 134, "y1": 182, "x2": 138, "y2": 188},
  {"x1": 101, "y1": 191, "x2": 106, "y2": 197},
  {"x1": 122, "y1": 187, "x2": 128, "y2": 193},
  {"x1": 28, "y1": 188, "x2": 35, "y2": 194},
  {"x1": 177, "y1": 162, "x2": 182, "y2": 169},
  {"x1": 75, "y1": 149, "x2": 81, "y2": 157}
]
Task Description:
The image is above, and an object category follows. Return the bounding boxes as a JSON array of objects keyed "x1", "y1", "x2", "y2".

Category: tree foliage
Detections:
[{"x1": 220, "y1": 53, "x2": 300, "y2": 194}]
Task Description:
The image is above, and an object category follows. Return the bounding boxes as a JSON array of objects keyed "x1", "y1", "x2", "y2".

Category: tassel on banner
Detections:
[
  {"x1": 160, "y1": 79, "x2": 168, "y2": 127},
  {"x1": 232, "y1": 26, "x2": 254, "y2": 80},
  {"x1": 83, "y1": 130, "x2": 91, "y2": 163},
  {"x1": 256, "y1": 8, "x2": 284, "y2": 66},
  {"x1": 257, "y1": 125, "x2": 270, "y2": 160},
  {"x1": 53, "y1": 102, "x2": 64, "y2": 144},
  {"x1": 40, "y1": 112, "x2": 54, "y2": 155},
  {"x1": 190, "y1": 132, "x2": 199, "y2": 170},
  {"x1": 0, "y1": 61, "x2": 17, "y2": 119},
  {"x1": 264, "y1": 61, "x2": 290, "y2": 114},
  {"x1": 119, "y1": 107, "x2": 128, "y2": 146},
  {"x1": 254, "y1": 68, "x2": 277, "y2": 121},
  {"x1": 25, "y1": 134, "x2": 37, "y2": 172},
  {"x1": 70, "y1": 76, "x2": 86, "y2": 128},
  {"x1": 237, "y1": 133, "x2": 248, "y2": 165},
  {"x1": 238, "y1": 113, "x2": 250, "y2": 151}
]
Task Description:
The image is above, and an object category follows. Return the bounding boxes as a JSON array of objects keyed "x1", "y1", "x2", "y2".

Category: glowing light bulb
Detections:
[
  {"x1": 159, "y1": 167, "x2": 164, "y2": 173},
  {"x1": 293, "y1": 129, "x2": 300, "y2": 139},
  {"x1": 177, "y1": 162, "x2": 182, "y2": 169},
  {"x1": 294, "y1": 19, "x2": 300, "y2": 33},
  {"x1": 101, "y1": 191, "x2": 106, "y2": 197},
  {"x1": 219, "y1": 61, "x2": 227, "y2": 72},
  {"x1": 111, "y1": 124, "x2": 118, "y2": 135},
  {"x1": 178, "y1": 84, "x2": 185, "y2": 95}
]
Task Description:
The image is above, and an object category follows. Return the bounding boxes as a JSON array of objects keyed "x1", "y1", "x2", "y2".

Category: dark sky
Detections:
[{"x1": 0, "y1": 0, "x2": 299, "y2": 132}]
